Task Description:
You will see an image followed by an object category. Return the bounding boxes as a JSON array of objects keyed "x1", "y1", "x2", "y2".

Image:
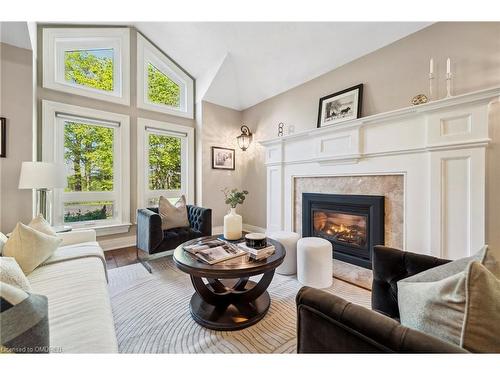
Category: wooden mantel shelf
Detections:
[{"x1": 260, "y1": 86, "x2": 500, "y2": 147}]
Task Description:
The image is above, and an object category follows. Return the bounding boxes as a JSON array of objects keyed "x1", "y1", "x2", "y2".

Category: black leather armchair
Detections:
[
  {"x1": 296, "y1": 245, "x2": 467, "y2": 353},
  {"x1": 136, "y1": 205, "x2": 212, "y2": 272}
]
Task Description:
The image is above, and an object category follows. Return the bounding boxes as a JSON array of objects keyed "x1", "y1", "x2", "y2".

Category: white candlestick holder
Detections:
[
  {"x1": 428, "y1": 72, "x2": 434, "y2": 101},
  {"x1": 446, "y1": 72, "x2": 453, "y2": 98}
]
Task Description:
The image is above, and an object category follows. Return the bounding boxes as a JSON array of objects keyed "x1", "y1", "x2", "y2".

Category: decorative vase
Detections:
[{"x1": 224, "y1": 207, "x2": 242, "y2": 240}]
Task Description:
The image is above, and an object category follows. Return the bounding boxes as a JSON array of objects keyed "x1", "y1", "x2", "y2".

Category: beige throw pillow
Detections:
[
  {"x1": 398, "y1": 245, "x2": 499, "y2": 349},
  {"x1": 3, "y1": 223, "x2": 62, "y2": 275},
  {"x1": 461, "y1": 261, "x2": 500, "y2": 353},
  {"x1": 28, "y1": 214, "x2": 57, "y2": 237},
  {"x1": 0, "y1": 257, "x2": 32, "y2": 291},
  {"x1": 158, "y1": 195, "x2": 190, "y2": 230}
]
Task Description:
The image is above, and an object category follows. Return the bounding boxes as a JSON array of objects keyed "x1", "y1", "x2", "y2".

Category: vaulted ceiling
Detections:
[
  {"x1": 1, "y1": 21, "x2": 432, "y2": 111},
  {"x1": 134, "y1": 22, "x2": 432, "y2": 110}
]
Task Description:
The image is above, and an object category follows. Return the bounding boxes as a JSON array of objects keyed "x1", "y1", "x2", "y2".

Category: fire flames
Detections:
[{"x1": 313, "y1": 211, "x2": 367, "y2": 248}]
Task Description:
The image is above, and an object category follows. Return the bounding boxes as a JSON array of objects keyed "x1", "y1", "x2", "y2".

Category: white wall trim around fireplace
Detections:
[{"x1": 261, "y1": 87, "x2": 500, "y2": 260}]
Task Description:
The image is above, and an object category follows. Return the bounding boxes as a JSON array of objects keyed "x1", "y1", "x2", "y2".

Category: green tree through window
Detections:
[
  {"x1": 64, "y1": 49, "x2": 114, "y2": 91},
  {"x1": 147, "y1": 63, "x2": 181, "y2": 108},
  {"x1": 64, "y1": 122, "x2": 114, "y2": 192},
  {"x1": 148, "y1": 134, "x2": 181, "y2": 190}
]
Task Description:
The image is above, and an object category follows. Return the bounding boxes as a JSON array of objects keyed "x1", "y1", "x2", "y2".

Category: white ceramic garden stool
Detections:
[
  {"x1": 297, "y1": 237, "x2": 333, "y2": 288},
  {"x1": 267, "y1": 231, "x2": 300, "y2": 275}
]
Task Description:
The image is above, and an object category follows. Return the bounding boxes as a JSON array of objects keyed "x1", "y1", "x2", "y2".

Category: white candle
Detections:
[
  {"x1": 430, "y1": 58, "x2": 434, "y2": 74},
  {"x1": 447, "y1": 58, "x2": 451, "y2": 74}
]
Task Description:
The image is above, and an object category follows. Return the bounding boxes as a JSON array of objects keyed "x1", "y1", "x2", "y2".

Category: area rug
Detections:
[{"x1": 107, "y1": 256, "x2": 371, "y2": 353}]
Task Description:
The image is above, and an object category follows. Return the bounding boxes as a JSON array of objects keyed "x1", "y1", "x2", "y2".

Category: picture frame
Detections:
[
  {"x1": 0, "y1": 117, "x2": 6, "y2": 158},
  {"x1": 317, "y1": 84, "x2": 363, "y2": 128},
  {"x1": 211, "y1": 146, "x2": 235, "y2": 170}
]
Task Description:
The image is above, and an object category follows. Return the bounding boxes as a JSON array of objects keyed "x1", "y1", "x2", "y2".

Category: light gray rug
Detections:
[{"x1": 107, "y1": 256, "x2": 371, "y2": 353}]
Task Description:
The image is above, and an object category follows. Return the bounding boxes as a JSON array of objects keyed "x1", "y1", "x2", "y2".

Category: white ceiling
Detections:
[
  {"x1": 0, "y1": 22, "x2": 33, "y2": 50},
  {"x1": 134, "y1": 22, "x2": 432, "y2": 110}
]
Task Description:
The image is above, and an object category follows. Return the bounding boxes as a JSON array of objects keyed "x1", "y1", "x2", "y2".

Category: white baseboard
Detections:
[{"x1": 99, "y1": 235, "x2": 136, "y2": 251}]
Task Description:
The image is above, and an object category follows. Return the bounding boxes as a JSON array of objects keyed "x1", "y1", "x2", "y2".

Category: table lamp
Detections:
[{"x1": 18, "y1": 161, "x2": 66, "y2": 223}]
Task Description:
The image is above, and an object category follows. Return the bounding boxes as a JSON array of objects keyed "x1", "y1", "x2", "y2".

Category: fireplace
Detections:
[{"x1": 302, "y1": 193, "x2": 384, "y2": 269}]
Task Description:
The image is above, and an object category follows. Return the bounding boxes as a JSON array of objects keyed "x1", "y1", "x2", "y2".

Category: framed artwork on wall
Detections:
[
  {"x1": 0, "y1": 117, "x2": 6, "y2": 158},
  {"x1": 212, "y1": 146, "x2": 235, "y2": 170},
  {"x1": 317, "y1": 84, "x2": 363, "y2": 128}
]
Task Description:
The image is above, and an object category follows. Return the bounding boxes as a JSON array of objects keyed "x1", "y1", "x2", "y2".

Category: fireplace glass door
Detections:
[{"x1": 313, "y1": 210, "x2": 368, "y2": 250}]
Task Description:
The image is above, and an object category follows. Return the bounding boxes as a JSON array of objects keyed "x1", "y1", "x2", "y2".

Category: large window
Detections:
[
  {"x1": 43, "y1": 28, "x2": 130, "y2": 105},
  {"x1": 136, "y1": 34, "x2": 194, "y2": 118},
  {"x1": 42, "y1": 101, "x2": 130, "y2": 235},
  {"x1": 137, "y1": 118, "x2": 194, "y2": 209}
]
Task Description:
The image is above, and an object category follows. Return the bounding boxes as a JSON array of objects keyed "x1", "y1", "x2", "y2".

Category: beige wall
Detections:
[
  {"x1": 0, "y1": 43, "x2": 33, "y2": 233},
  {"x1": 199, "y1": 101, "x2": 244, "y2": 227},
  {"x1": 241, "y1": 22, "x2": 500, "y2": 234}
]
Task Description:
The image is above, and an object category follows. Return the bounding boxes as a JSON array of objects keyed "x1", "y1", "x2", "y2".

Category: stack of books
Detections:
[{"x1": 237, "y1": 242, "x2": 275, "y2": 260}]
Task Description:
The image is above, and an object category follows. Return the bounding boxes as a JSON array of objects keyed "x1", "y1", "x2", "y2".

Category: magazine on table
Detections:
[
  {"x1": 183, "y1": 239, "x2": 227, "y2": 254},
  {"x1": 193, "y1": 243, "x2": 246, "y2": 265}
]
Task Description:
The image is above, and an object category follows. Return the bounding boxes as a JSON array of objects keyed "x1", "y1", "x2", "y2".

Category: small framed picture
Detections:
[
  {"x1": 0, "y1": 117, "x2": 6, "y2": 158},
  {"x1": 212, "y1": 146, "x2": 235, "y2": 170},
  {"x1": 317, "y1": 84, "x2": 363, "y2": 128}
]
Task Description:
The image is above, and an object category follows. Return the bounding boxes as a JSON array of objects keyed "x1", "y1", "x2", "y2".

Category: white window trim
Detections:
[
  {"x1": 136, "y1": 118, "x2": 194, "y2": 219},
  {"x1": 43, "y1": 28, "x2": 130, "y2": 105},
  {"x1": 136, "y1": 33, "x2": 194, "y2": 119},
  {"x1": 42, "y1": 100, "x2": 131, "y2": 236}
]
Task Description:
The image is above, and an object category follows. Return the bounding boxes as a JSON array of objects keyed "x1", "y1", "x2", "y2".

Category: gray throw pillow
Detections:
[
  {"x1": 158, "y1": 195, "x2": 190, "y2": 230},
  {"x1": 0, "y1": 282, "x2": 49, "y2": 354},
  {"x1": 398, "y1": 246, "x2": 499, "y2": 350}
]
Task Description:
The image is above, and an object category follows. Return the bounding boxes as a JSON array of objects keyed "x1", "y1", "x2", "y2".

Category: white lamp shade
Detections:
[{"x1": 18, "y1": 162, "x2": 67, "y2": 189}]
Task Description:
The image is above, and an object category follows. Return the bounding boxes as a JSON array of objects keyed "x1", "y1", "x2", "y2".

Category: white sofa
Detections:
[{"x1": 27, "y1": 229, "x2": 118, "y2": 353}]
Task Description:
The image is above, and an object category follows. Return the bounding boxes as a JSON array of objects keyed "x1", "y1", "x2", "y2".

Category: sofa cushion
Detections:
[
  {"x1": 28, "y1": 215, "x2": 57, "y2": 237},
  {"x1": 461, "y1": 261, "x2": 500, "y2": 352},
  {"x1": 159, "y1": 195, "x2": 189, "y2": 230},
  {"x1": 0, "y1": 282, "x2": 49, "y2": 354},
  {"x1": 28, "y1": 256, "x2": 117, "y2": 353},
  {"x1": 0, "y1": 232, "x2": 7, "y2": 255},
  {"x1": 398, "y1": 245, "x2": 499, "y2": 350},
  {"x1": 3, "y1": 223, "x2": 62, "y2": 275},
  {"x1": 0, "y1": 257, "x2": 31, "y2": 291}
]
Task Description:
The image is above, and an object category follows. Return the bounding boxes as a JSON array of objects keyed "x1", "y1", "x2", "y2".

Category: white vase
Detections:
[{"x1": 223, "y1": 207, "x2": 242, "y2": 240}]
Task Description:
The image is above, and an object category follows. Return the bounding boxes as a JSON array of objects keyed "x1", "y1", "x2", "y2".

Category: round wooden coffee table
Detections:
[{"x1": 173, "y1": 236, "x2": 285, "y2": 331}]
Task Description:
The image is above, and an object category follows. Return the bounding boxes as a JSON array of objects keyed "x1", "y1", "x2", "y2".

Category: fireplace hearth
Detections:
[{"x1": 302, "y1": 193, "x2": 384, "y2": 269}]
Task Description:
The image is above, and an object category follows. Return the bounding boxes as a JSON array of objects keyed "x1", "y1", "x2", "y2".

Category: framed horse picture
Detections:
[{"x1": 317, "y1": 84, "x2": 363, "y2": 128}]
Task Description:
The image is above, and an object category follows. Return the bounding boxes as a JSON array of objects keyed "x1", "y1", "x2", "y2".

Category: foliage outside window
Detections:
[
  {"x1": 147, "y1": 63, "x2": 181, "y2": 108},
  {"x1": 63, "y1": 121, "x2": 115, "y2": 223},
  {"x1": 64, "y1": 49, "x2": 114, "y2": 92},
  {"x1": 148, "y1": 133, "x2": 182, "y2": 190}
]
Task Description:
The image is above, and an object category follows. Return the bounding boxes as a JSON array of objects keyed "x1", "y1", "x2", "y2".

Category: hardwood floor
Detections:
[{"x1": 105, "y1": 246, "x2": 140, "y2": 270}]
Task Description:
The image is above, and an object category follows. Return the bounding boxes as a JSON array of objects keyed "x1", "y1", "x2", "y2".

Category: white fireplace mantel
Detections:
[{"x1": 260, "y1": 86, "x2": 500, "y2": 260}]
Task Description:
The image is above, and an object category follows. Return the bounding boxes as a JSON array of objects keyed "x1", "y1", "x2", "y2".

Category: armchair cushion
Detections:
[
  {"x1": 296, "y1": 286, "x2": 466, "y2": 353},
  {"x1": 371, "y1": 245, "x2": 450, "y2": 318},
  {"x1": 136, "y1": 205, "x2": 212, "y2": 255}
]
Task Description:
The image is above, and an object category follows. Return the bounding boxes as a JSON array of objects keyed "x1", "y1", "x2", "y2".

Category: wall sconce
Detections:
[{"x1": 237, "y1": 125, "x2": 252, "y2": 151}]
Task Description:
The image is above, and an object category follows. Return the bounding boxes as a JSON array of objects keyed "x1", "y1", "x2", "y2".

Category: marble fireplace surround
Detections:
[
  {"x1": 294, "y1": 175, "x2": 404, "y2": 249},
  {"x1": 261, "y1": 87, "x2": 500, "y2": 260}
]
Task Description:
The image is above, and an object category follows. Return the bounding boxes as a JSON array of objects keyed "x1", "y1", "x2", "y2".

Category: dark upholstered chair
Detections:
[
  {"x1": 296, "y1": 245, "x2": 467, "y2": 353},
  {"x1": 136, "y1": 205, "x2": 212, "y2": 272}
]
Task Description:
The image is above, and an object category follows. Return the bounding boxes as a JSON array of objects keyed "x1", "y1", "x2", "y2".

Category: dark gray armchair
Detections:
[
  {"x1": 296, "y1": 245, "x2": 467, "y2": 353},
  {"x1": 136, "y1": 205, "x2": 212, "y2": 272}
]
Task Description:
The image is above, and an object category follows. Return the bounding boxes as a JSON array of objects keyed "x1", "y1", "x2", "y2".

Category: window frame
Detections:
[
  {"x1": 136, "y1": 33, "x2": 194, "y2": 119},
  {"x1": 136, "y1": 118, "x2": 194, "y2": 213},
  {"x1": 42, "y1": 100, "x2": 131, "y2": 235},
  {"x1": 42, "y1": 27, "x2": 130, "y2": 105}
]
